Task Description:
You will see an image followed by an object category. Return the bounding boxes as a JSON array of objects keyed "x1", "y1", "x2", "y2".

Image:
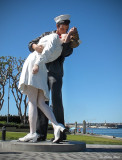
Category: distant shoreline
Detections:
[{"x1": 75, "y1": 133, "x2": 122, "y2": 140}]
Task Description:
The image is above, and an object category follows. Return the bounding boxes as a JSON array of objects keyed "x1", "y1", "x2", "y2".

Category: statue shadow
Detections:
[
  {"x1": 0, "y1": 152, "x2": 23, "y2": 154},
  {"x1": 85, "y1": 147, "x2": 122, "y2": 152}
]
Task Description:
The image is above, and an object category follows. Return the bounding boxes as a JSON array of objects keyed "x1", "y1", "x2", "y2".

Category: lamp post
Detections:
[{"x1": 7, "y1": 75, "x2": 10, "y2": 123}]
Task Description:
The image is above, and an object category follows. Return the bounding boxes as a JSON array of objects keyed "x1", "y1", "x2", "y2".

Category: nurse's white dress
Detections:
[{"x1": 18, "y1": 33, "x2": 62, "y2": 101}]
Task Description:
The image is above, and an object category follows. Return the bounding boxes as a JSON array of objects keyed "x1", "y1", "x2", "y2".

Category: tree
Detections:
[
  {"x1": 0, "y1": 56, "x2": 9, "y2": 110},
  {"x1": 9, "y1": 56, "x2": 28, "y2": 123},
  {"x1": 0, "y1": 56, "x2": 28, "y2": 124}
]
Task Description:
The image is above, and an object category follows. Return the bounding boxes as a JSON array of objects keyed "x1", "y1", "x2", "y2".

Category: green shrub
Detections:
[{"x1": 0, "y1": 115, "x2": 28, "y2": 124}]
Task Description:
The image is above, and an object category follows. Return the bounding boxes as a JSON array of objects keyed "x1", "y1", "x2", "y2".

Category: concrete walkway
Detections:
[{"x1": 0, "y1": 143, "x2": 122, "y2": 160}]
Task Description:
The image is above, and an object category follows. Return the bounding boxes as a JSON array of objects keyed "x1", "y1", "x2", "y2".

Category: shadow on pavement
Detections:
[
  {"x1": 0, "y1": 152, "x2": 22, "y2": 154},
  {"x1": 86, "y1": 148, "x2": 122, "y2": 152}
]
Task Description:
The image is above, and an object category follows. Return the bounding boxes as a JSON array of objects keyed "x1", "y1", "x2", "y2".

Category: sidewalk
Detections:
[{"x1": 0, "y1": 144, "x2": 122, "y2": 160}]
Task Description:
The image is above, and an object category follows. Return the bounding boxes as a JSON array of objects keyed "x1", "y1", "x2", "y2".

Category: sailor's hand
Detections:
[
  {"x1": 32, "y1": 64, "x2": 39, "y2": 74},
  {"x1": 34, "y1": 45, "x2": 44, "y2": 53}
]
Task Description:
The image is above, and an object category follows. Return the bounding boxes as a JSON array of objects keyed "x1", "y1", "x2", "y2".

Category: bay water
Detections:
[{"x1": 79, "y1": 128, "x2": 122, "y2": 138}]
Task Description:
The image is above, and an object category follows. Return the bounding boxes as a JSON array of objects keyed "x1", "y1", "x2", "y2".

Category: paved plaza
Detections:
[{"x1": 0, "y1": 143, "x2": 122, "y2": 160}]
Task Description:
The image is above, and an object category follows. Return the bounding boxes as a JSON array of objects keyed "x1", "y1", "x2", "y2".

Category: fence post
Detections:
[
  {"x1": 2, "y1": 126, "x2": 6, "y2": 141},
  {"x1": 83, "y1": 120, "x2": 86, "y2": 134},
  {"x1": 75, "y1": 121, "x2": 77, "y2": 134}
]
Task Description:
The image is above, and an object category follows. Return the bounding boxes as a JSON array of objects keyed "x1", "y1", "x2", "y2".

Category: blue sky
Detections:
[{"x1": 0, "y1": 0, "x2": 122, "y2": 123}]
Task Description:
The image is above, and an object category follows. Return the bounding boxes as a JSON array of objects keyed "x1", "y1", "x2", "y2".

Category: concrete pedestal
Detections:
[{"x1": 1, "y1": 140, "x2": 86, "y2": 152}]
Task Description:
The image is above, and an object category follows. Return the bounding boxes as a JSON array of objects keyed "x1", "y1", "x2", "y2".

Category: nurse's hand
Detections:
[
  {"x1": 32, "y1": 44, "x2": 44, "y2": 53},
  {"x1": 68, "y1": 27, "x2": 77, "y2": 35},
  {"x1": 32, "y1": 64, "x2": 39, "y2": 74}
]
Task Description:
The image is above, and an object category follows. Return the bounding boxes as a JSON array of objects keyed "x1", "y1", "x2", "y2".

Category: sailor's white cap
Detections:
[{"x1": 54, "y1": 14, "x2": 70, "y2": 24}]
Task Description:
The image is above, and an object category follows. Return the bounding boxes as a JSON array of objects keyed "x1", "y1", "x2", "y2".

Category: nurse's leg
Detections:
[
  {"x1": 37, "y1": 89, "x2": 65, "y2": 142},
  {"x1": 37, "y1": 89, "x2": 58, "y2": 125},
  {"x1": 18, "y1": 86, "x2": 38, "y2": 142},
  {"x1": 27, "y1": 86, "x2": 38, "y2": 134}
]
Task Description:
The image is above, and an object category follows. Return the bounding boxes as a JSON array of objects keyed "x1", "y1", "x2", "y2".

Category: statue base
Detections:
[{"x1": 1, "y1": 140, "x2": 86, "y2": 152}]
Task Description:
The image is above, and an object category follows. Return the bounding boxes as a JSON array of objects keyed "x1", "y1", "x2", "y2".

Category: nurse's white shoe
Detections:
[
  {"x1": 19, "y1": 133, "x2": 38, "y2": 142},
  {"x1": 53, "y1": 124, "x2": 65, "y2": 143}
]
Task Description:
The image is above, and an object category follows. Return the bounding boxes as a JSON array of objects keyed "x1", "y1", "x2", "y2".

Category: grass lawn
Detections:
[{"x1": 0, "y1": 132, "x2": 122, "y2": 145}]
